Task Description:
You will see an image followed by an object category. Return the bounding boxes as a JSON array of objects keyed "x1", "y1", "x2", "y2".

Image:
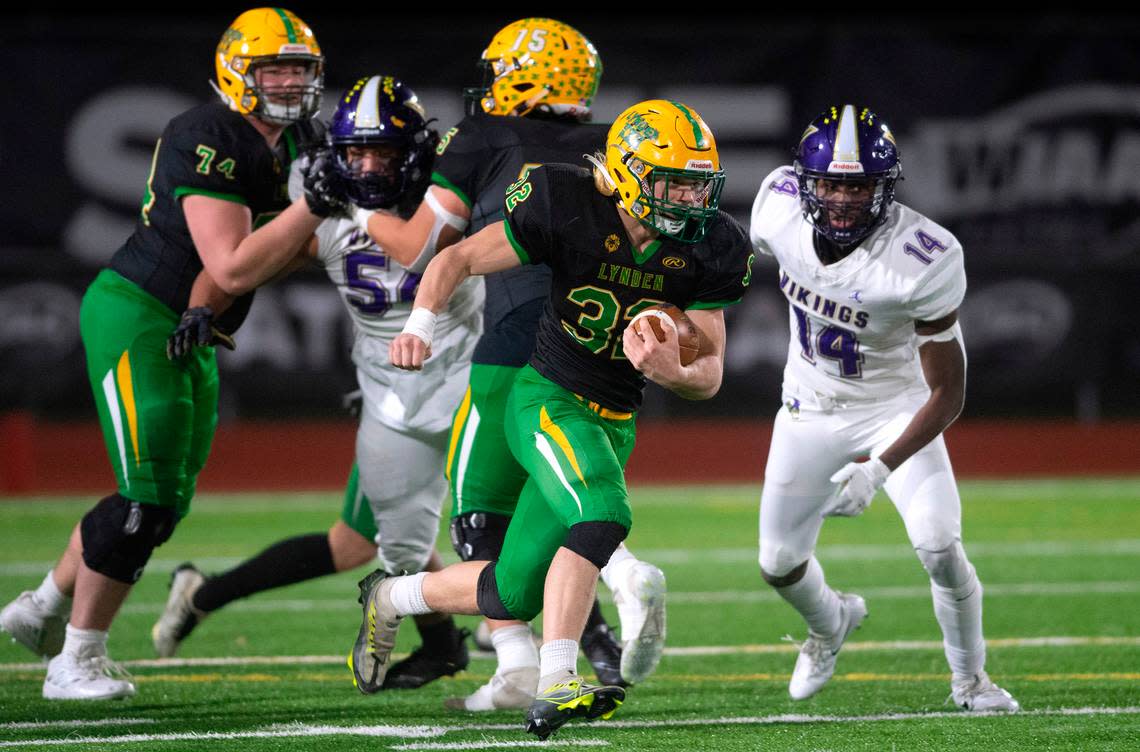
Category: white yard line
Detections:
[
  {"x1": 392, "y1": 742, "x2": 609, "y2": 750},
  {"x1": 1, "y1": 708, "x2": 1138, "y2": 748},
  {"x1": 2, "y1": 635, "x2": 1137, "y2": 673}
]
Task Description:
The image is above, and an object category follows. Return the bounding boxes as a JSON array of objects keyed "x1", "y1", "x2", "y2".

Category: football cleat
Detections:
[
  {"x1": 581, "y1": 622, "x2": 625, "y2": 687},
  {"x1": 951, "y1": 671, "x2": 1021, "y2": 712},
  {"x1": 348, "y1": 569, "x2": 404, "y2": 694},
  {"x1": 151, "y1": 563, "x2": 206, "y2": 658},
  {"x1": 43, "y1": 651, "x2": 136, "y2": 701},
  {"x1": 383, "y1": 628, "x2": 471, "y2": 689},
  {"x1": 524, "y1": 672, "x2": 625, "y2": 741},
  {"x1": 788, "y1": 592, "x2": 867, "y2": 700},
  {"x1": 1, "y1": 590, "x2": 67, "y2": 658},
  {"x1": 444, "y1": 665, "x2": 540, "y2": 711},
  {"x1": 613, "y1": 561, "x2": 667, "y2": 684}
]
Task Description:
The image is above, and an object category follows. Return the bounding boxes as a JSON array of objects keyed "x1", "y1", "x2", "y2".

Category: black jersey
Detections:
[
  {"x1": 505, "y1": 164, "x2": 755, "y2": 413},
  {"x1": 432, "y1": 113, "x2": 608, "y2": 366},
  {"x1": 110, "y1": 102, "x2": 322, "y2": 333}
]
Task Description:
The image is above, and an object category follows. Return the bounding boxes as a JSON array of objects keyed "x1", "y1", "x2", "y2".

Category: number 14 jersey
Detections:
[{"x1": 749, "y1": 166, "x2": 967, "y2": 403}]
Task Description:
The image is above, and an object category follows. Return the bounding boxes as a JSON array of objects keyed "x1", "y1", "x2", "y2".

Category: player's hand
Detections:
[
  {"x1": 166, "y1": 306, "x2": 237, "y2": 361},
  {"x1": 622, "y1": 320, "x2": 685, "y2": 386},
  {"x1": 389, "y1": 333, "x2": 432, "y2": 371},
  {"x1": 301, "y1": 148, "x2": 349, "y2": 218},
  {"x1": 824, "y1": 457, "x2": 891, "y2": 517}
]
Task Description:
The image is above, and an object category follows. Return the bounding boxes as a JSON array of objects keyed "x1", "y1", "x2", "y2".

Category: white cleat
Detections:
[
  {"x1": 951, "y1": 670, "x2": 1021, "y2": 712},
  {"x1": 788, "y1": 592, "x2": 867, "y2": 700},
  {"x1": 43, "y1": 651, "x2": 136, "y2": 700},
  {"x1": 0, "y1": 591, "x2": 67, "y2": 658},
  {"x1": 613, "y1": 561, "x2": 667, "y2": 684},
  {"x1": 444, "y1": 666, "x2": 540, "y2": 711},
  {"x1": 151, "y1": 564, "x2": 207, "y2": 658}
]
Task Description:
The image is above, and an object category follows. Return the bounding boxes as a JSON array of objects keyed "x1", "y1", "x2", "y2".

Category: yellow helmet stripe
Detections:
[
  {"x1": 272, "y1": 8, "x2": 298, "y2": 43},
  {"x1": 670, "y1": 101, "x2": 707, "y2": 149}
]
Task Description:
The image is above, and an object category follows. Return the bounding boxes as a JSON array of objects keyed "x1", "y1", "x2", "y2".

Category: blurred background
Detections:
[{"x1": 2, "y1": 10, "x2": 1138, "y2": 491}]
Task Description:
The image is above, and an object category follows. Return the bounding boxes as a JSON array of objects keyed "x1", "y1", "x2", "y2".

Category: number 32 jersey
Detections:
[{"x1": 749, "y1": 166, "x2": 967, "y2": 403}]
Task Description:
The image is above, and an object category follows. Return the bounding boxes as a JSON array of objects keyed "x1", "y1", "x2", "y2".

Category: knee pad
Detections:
[
  {"x1": 916, "y1": 540, "x2": 973, "y2": 589},
  {"x1": 475, "y1": 562, "x2": 516, "y2": 620},
  {"x1": 759, "y1": 540, "x2": 811, "y2": 580},
  {"x1": 564, "y1": 521, "x2": 628, "y2": 570},
  {"x1": 81, "y1": 494, "x2": 178, "y2": 584},
  {"x1": 760, "y1": 559, "x2": 808, "y2": 588},
  {"x1": 449, "y1": 512, "x2": 512, "y2": 562}
]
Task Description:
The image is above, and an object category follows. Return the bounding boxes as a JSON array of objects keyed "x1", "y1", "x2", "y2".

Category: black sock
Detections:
[
  {"x1": 416, "y1": 617, "x2": 461, "y2": 650},
  {"x1": 584, "y1": 597, "x2": 609, "y2": 633},
  {"x1": 192, "y1": 533, "x2": 335, "y2": 613}
]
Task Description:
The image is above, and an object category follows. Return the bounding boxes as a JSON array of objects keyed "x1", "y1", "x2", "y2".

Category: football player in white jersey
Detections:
[
  {"x1": 748, "y1": 104, "x2": 1019, "y2": 712},
  {"x1": 151, "y1": 75, "x2": 482, "y2": 689}
]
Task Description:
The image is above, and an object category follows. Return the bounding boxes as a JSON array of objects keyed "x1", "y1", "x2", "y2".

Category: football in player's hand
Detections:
[{"x1": 628, "y1": 303, "x2": 708, "y2": 366}]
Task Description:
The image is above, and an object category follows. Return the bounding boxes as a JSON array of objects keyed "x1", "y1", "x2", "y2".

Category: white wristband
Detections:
[
  {"x1": 402, "y1": 307, "x2": 437, "y2": 348},
  {"x1": 353, "y1": 205, "x2": 376, "y2": 231}
]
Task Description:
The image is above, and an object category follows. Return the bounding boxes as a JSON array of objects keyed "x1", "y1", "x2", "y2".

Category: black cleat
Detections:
[
  {"x1": 383, "y1": 628, "x2": 471, "y2": 689},
  {"x1": 581, "y1": 622, "x2": 627, "y2": 687},
  {"x1": 524, "y1": 673, "x2": 625, "y2": 740}
]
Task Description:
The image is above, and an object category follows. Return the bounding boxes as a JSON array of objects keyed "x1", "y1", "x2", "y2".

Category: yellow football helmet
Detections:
[
  {"x1": 593, "y1": 100, "x2": 726, "y2": 243},
  {"x1": 464, "y1": 18, "x2": 602, "y2": 119},
  {"x1": 214, "y1": 7, "x2": 324, "y2": 125}
]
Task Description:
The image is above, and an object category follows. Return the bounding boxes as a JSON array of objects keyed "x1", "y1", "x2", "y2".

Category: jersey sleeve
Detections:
[
  {"x1": 908, "y1": 241, "x2": 967, "y2": 321},
  {"x1": 749, "y1": 165, "x2": 800, "y2": 258},
  {"x1": 430, "y1": 117, "x2": 489, "y2": 210},
  {"x1": 164, "y1": 122, "x2": 253, "y2": 206},
  {"x1": 502, "y1": 164, "x2": 556, "y2": 266},
  {"x1": 690, "y1": 213, "x2": 755, "y2": 310}
]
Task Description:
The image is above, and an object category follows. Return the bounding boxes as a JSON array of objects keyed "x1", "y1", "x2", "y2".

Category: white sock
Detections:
[
  {"x1": 932, "y1": 567, "x2": 986, "y2": 679},
  {"x1": 775, "y1": 557, "x2": 843, "y2": 641},
  {"x1": 539, "y1": 639, "x2": 579, "y2": 681},
  {"x1": 35, "y1": 570, "x2": 72, "y2": 616},
  {"x1": 388, "y1": 572, "x2": 432, "y2": 616},
  {"x1": 62, "y1": 624, "x2": 108, "y2": 659},
  {"x1": 600, "y1": 544, "x2": 636, "y2": 592},
  {"x1": 491, "y1": 624, "x2": 539, "y2": 673}
]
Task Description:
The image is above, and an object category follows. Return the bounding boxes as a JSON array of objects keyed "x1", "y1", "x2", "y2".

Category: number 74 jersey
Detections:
[{"x1": 749, "y1": 166, "x2": 967, "y2": 403}]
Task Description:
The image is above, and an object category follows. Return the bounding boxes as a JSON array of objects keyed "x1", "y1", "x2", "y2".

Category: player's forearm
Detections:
[
  {"x1": 412, "y1": 247, "x2": 472, "y2": 314},
  {"x1": 660, "y1": 355, "x2": 724, "y2": 401},
  {"x1": 877, "y1": 387, "x2": 963, "y2": 471},
  {"x1": 361, "y1": 210, "x2": 421, "y2": 266},
  {"x1": 213, "y1": 199, "x2": 321, "y2": 294},
  {"x1": 187, "y1": 270, "x2": 236, "y2": 316}
]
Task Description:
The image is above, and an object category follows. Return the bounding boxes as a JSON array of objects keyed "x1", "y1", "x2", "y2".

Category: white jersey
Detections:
[
  {"x1": 313, "y1": 215, "x2": 484, "y2": 433},
  {"x1": 750, "y1": 166, "x2": 966, "y2": 403}
]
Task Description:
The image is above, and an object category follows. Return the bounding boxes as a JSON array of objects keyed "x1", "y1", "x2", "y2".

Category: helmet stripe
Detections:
[
  {"x1": 355, "y1": 76, "x2": 383, "y2": 129},
  {"x1": 833, "y1": 104, "x2": 860, "y2": 163},
  {"x1": 670, "y1": 101, "x2": 707, "y2": 149},
  {"x1": 272, "y1": 8, "x2": 298, "y2": 43}
]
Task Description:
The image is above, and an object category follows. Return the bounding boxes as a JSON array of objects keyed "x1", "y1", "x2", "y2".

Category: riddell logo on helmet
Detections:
[
  {"x1": 685, "y1": 159, "x2": 714, "y2": 170},
  {"x1": 827, "y1": 161, "x2": 864, "y2": 173}
]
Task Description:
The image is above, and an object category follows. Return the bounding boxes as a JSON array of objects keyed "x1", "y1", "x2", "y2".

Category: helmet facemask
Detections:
[
  {"x1": 242, "y1": 56, "x2": 324, "y2": 125},
  {"x1": 795, "y1": 164, "x2": 900, "y2": 246},
  {"x1": 631, "y1": 158, "x2": 725, "y2": 243}
]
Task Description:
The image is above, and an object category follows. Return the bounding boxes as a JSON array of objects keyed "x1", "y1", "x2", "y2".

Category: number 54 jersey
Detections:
[{"x1": 749, "y1": 166, "x2": 967, "y2": 404}]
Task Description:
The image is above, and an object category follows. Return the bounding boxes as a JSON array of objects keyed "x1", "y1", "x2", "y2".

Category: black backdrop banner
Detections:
[{"x1": 3, "y1": 13, "x2": 1137, "y2": 420}]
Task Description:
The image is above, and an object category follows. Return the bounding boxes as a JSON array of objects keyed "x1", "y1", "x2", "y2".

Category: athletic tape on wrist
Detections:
[{"x1": 402, "y1": 307, "x2": 437, "y2": 347}]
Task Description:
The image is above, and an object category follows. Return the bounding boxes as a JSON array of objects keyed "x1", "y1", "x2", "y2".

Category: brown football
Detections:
[{"x1": 629, "y1": 303, "x2": 708, "y2": 366}]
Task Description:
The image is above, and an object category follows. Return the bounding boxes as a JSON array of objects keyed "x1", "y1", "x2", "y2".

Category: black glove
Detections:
[
  {"x1": 166, "y1": 306, "x2": 237, "y2": 361},
  {"x1": 397, "y1": 128, "x2": 440, "y2": 220},
  {"x1": 302, "y1": 148, "x2": 349, "y2": 218}
]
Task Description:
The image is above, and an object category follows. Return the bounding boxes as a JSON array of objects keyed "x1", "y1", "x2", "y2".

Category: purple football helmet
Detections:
[
  {"x1": 793, "y1": 104, "x2": 902, "y2": 245},
  {"x1": 328, "y1": 75, "x2": 438, "y2": 209}
]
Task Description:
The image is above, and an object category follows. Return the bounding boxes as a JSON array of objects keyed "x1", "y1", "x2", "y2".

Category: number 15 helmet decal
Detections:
[{"x1": 463, "y1": 18, "x2": 602, "y2": 119}]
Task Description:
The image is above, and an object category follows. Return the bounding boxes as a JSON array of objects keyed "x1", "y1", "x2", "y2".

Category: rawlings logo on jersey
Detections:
[{"x1": 662, "y1": 256, "x2": 686, "y2": 269}]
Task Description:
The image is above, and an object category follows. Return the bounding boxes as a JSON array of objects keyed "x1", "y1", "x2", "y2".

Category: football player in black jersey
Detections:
[
  {"x1": 355, "y1": 18, "x2": 668, "y2": 710},
  {"x1": 0, "y1": 8, "x2": 326, "y2": 701},
  {"x1": 354, "y1": 100, "x2": 755, "y2": 739}
]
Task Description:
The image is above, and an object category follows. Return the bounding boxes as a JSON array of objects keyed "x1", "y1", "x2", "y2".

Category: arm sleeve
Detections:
[
  {"x1": 909, "y1": 242, "x2": 967, "y2": 321},
  {"x1": 166, "y1": 125, "x2": 252, "y2": 205},
  {"x1": 690, "y1": 213, "x2": 755, "y2": 310},
  {"x1": 503, "y1": 164, "x2": 556, "y2": 266}
]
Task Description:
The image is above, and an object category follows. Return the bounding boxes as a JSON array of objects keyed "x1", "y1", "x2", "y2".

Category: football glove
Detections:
[
  {"x1": 824, "y1": 457, "x2": 890, "y2": 517},
  {"x1": 302, "y1": 148, "x2": 350, "y2": 218},
  {"x1": 166, "y1": 306, "x2": 237, "y2": 361}
]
